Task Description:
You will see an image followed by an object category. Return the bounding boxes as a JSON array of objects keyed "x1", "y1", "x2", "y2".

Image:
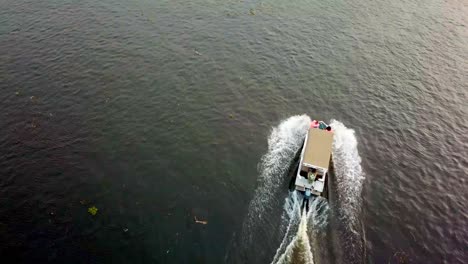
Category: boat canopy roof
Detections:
[{"x1": 302, "y1": 128, "x2": 334, "y2": 170}]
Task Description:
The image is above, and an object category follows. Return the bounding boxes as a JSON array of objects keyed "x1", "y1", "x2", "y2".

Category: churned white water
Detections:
[
  {"x1": 241, "y1": 115, "x2": 311, "y2": 244},
  {"x1": 274, "y1": 211, "x2": 315, "y2": 264},
  {"x1": 270, "y1": 192, "x2": 303, "y2": 264},
  {"x1": 330, "y1": 119, "x2": 365, "y2": 228}
]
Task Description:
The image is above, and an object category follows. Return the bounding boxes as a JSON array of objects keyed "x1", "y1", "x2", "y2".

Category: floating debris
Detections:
[
  {"x1": 249, "y1": 8, "x2": 256, "y2": 16},
  {"x1": 123, "y1": 228, "x2": 129, "y2": 232},
  {"x1": 15, "y1": 91, "x2": 20, "y2": 96},
  {"x1": 229, "y1": 114, "x2": 234, "y2": 119},
  {"x1": 194, "y1": 216, "x2": 208, "y2": 225},
  {"x1": 88, "y1": 206, "x2": 98, "y2": 216},
  {"x1": 391, "y1": 251, "x2": 409, "y2": 264},
  {"x1": 225, "y1": 11, "x2": 239, "y2": 18}
]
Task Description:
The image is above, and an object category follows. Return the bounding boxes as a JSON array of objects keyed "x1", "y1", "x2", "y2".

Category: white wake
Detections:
[
  {"x1": 241, "y1": 115, "x2": 311, "y2": 245},
  {"x1": 330, "y1": 119, "x2": 365, "y2": 228}
]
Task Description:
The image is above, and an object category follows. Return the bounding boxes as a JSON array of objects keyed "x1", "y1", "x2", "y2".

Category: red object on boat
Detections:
[{"x1": 311, "y1": 120, "x2": 319, "y2": 128}]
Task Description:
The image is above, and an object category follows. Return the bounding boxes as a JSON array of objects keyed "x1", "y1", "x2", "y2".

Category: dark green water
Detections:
[{"x1": 0, "y1": 0, "x2": 467, "y2": 263}]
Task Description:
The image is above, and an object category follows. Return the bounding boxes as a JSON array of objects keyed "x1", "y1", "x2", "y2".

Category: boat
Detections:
[{"x1": 291, "y1": 120, "x2": 334, "y2": 211}]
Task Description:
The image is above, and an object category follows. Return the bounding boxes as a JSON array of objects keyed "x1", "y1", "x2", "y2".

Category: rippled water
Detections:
[{"x1": 1, "y1": 0, "x2": 467, "y2": 263}]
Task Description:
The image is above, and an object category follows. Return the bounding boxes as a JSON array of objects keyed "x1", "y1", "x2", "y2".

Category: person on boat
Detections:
[
  {"x1": 301, "y1": 188, "x2": 311, "y2": 212},
  {"x1": 311, "y1": 120, "x2": 319, "y2": 128},
  {"x1": 326, "y1": 126, "x2": 332, "y2": 132},
  {"x1": 307, "y1": 168, "x2": 317, "y2": 182},
  {"x1": 319, "y1": 122, "x2": 327, "y2": 130}
]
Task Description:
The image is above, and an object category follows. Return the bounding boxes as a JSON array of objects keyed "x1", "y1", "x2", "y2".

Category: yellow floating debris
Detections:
[{"x1": 88, "y1": 206, "x2": 98, "y2": 216}]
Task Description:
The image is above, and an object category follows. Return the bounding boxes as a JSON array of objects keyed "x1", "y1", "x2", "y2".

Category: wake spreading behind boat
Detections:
[{"x1": 292, "y1": 120, "x2": 334, "y2": 212}]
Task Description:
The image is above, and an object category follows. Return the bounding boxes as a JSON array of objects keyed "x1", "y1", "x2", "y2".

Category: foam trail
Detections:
[
  {"x1": 275, "y1": 212, "x2": 314, "y2": 264},
  {"x1": 309, "y1": 196, "x2": 330, "y2": 231},
  {"x1": 330, "y1": 120, "x2": 365, "y2": 228},
  {"x1": 241, "y1": 115, "x2": 311, "y2": 244},
  {"x1": 272, "y1": 198, "x2": 327, "y2": 264},
  {"x1": 270, "y1": 192, "x2": 302, "y2": 264}
]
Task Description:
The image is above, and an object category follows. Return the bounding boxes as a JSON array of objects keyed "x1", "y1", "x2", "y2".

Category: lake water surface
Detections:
[{"x1": 0, "y1": 0, "x2": 467, "y2": 263}]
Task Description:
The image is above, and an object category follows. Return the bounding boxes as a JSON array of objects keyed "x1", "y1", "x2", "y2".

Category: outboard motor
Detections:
[{"x1": 301, "y1": 188, "x2": 312, "y2": 213}]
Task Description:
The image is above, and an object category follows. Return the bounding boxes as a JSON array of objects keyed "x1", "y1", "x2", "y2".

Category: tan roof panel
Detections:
[{"x1": 302, "y1": 128, "x2": 334, "y2": 169}]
